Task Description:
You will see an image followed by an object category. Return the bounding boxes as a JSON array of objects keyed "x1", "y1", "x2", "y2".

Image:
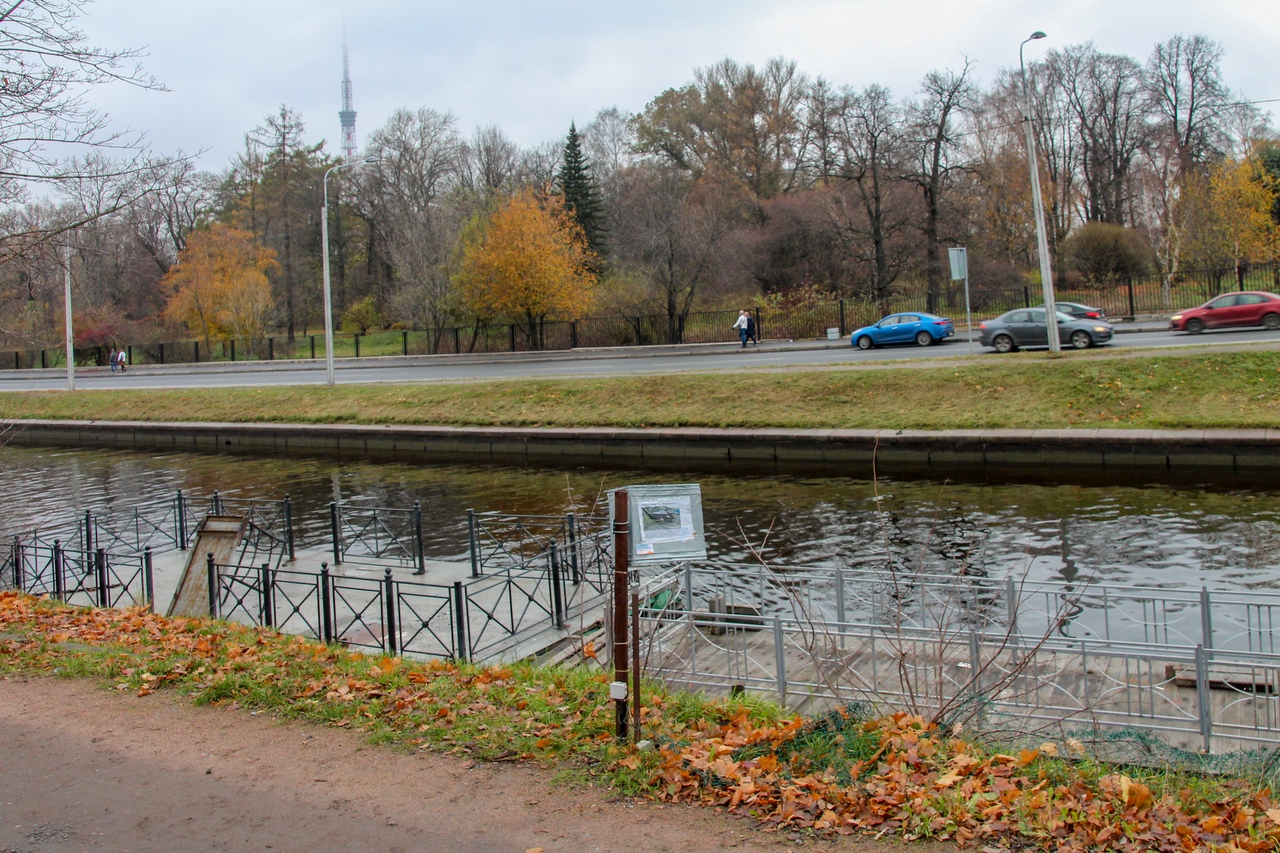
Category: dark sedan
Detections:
[
  {"x1": 979, "y1": 309, "x2": 1114, "y2": 352},
  {"x1": 1055, "y1": 301, "x2": 1107, "y2": 320}
]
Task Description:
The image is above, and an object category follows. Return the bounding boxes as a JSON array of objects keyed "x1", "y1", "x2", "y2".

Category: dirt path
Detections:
[{"x1": 0, "y1": 676, "x2": 936, "y2": 853}]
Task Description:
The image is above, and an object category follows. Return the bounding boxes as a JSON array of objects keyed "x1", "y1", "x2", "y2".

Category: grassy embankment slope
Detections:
[{"x1": 3, "y1": 350, "x2": 1279, "y2": 430}]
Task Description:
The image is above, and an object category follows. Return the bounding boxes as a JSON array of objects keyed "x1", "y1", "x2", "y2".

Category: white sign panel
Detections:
[
  {"x1": 610, "y1": 484, "x2": 707, "y2": 566},
  {"x1": 948, "y1": 247, "x2": 968, "y2": 281}
]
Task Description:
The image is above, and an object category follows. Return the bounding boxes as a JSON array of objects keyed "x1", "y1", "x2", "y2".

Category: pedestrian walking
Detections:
[
  {"x1": 117, "y1": 348, "x2": 127, "y2": 373},
  {"x1": 109, "y1": 349, "x2": 118, "y2": 374},
  {"x1": 733, "y1": 310, "x2": 750, "y2": 348},
  {"x1": 745, "y1": 312, "x2": 758, "y2": 346}
]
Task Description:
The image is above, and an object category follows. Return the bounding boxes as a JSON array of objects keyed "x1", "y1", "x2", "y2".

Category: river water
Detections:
[{"x1": 3, "y1": 445, "x2": 1279, "y2": 593}]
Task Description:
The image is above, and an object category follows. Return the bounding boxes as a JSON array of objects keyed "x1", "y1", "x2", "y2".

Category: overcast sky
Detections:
[{"x1": 79, "y1": 0, "x2": 1278, "y2": 173}]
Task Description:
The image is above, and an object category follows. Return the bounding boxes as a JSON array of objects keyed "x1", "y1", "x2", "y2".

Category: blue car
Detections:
[{"x1": 850, "y1": 312, "x2": 955, "y2": 349}]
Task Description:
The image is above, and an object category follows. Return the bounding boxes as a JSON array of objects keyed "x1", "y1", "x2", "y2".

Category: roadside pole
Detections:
[
  {"x1": 949, "y1": 247, "x2": 974, "y2": 354},
  {"x1": 611, "y1": 488, "x2": 629, "y2": 742},
  {"x1": 64, "y1": 244, "x2": 75, "y2": 391}
]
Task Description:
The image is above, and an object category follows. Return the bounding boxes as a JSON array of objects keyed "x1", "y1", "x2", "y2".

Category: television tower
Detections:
[{"x1": 339, "y1": 42, "x2": 357, "y2": 161}]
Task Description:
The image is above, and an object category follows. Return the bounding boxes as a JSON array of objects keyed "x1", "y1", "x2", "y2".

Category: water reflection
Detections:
[{"x1": 2, "y1": 445, "x2": 1278, "y2": 592}]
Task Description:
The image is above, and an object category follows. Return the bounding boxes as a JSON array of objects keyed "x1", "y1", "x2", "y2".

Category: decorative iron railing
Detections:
[
  {"x1": 2, "y1": 538, "x2": 154, "y2": 610},
  {"x1": 328, "y1": 500, "x2": 425, "y2": 573},
  {"x1": 205, "y1": 539, "x2": 611, "y2": 663},
  {"x1": 467, "y1": 510, "x2": 609, "y2": 581},
  {"x1": 205, "y1": 491, "x2": 295, "y2": 567}
]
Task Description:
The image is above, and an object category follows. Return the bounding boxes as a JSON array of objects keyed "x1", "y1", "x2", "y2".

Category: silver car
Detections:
[{"x1": 978, "y1": 308, "x2": 1114, "y2": 352}]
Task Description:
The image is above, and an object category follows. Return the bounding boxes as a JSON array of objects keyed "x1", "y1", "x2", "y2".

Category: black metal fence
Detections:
[
  {"x1": 466, "y1": 510, "x2": 609, "y2": 583},
  {"x1": 2, "y1": 538, "x2": 155, "y2": 610},
  {"x1": 9, "y1": 261, "x2": 1276, "y2": 371},
  {"x1": 209, "y1": 542, "x2": 606, "y2": 662},
  {"x1": 328, "y1": 500, "x2": 425, "y2": 573}
]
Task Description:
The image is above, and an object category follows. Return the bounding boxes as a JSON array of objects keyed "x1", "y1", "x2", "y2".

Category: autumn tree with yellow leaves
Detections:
[
  {"x1": 454, "y1": 189, "x2": 596, "y2": 348},
  {"x1": 1183, "y1": 152, "x2": 1280, "y2": 291},
  {"x1": 163, "y1": 224, "x2": 279, "y2": 354}
]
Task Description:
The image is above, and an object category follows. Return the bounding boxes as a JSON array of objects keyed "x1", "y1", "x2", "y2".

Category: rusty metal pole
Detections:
[
  {"x1": 631, "y1": 587, "x2": 641, "y2": 744},
  {"x1": 612, "y1": 489, "x2": 629, "y2": 742}
]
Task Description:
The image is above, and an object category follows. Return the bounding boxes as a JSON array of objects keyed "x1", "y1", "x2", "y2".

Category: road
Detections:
[{"x1": 2, "y1": 326, "x2": 1278, "y2": 391}]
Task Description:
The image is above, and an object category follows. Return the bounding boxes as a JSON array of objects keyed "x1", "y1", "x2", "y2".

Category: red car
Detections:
[{"x1": 1170, "y1": 291, "x2": 1280, "y2": 333}]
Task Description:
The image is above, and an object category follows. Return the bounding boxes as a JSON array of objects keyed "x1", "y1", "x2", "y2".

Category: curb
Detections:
[{"x1": 8, "y1": 418, "x2": 1279, "y2": 481}]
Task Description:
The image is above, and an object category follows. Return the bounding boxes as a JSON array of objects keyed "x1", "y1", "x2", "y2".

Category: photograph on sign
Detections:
[
  {"x1": 610, "y1": 483, "x2": 708, "y2": 565},
  {"x1": 636, "y1": 495, "x2": 695, "y2": 548}
]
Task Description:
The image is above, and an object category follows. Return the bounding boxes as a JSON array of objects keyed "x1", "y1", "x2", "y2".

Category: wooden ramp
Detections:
[{"x1": 167, "y1": 516, "x2": 246, "y2": 617}]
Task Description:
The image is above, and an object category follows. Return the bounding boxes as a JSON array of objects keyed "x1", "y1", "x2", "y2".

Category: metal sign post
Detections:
[
  {"x1": 607, "y1": 484, "x2": 707, "y2": 744},
  {"x1": 948, "y1": 247, "x2": 974, "y2": 354},
  {"x1": 611, "y1": 488, "x2": 630, "y2": 742}
]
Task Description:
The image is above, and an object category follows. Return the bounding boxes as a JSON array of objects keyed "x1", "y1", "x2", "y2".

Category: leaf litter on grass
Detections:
[{"x1": 3, "y1": 590, "x2": 1280, "y2": 851}]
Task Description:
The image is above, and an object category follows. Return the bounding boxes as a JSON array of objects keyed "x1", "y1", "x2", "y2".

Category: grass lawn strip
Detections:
[
  {"x1": 4, "y1": 592, "x2": 1279, "y2": 851},
  {"x1": 3, "y1": 350, "x2": 1279, "y2": 431}
]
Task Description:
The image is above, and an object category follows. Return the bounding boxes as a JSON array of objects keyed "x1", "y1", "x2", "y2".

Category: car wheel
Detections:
[
  {"x1": 992, "y1": 334, "x2": 1015, "y2": 354},
  {"x1": 856, "y1": 336, "x2": 873, "y2": 350},
  {"x1": 1069, "y1": 329, "x2": 1092, "y2": 349},
  {"x1": 914, "y1": 330, "x2": 933, "y2": 346},
  {"x1": 1185, "y1": 318, "x2": 1204, "y2": 334},
  {"x1": 1264, "y1": 313, "x2": 1280, "y2": 331}
]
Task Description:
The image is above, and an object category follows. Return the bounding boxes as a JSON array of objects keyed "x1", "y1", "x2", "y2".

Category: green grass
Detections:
[{"x1": 5, "y1": 349, "x2": 1280, "y2": 430}]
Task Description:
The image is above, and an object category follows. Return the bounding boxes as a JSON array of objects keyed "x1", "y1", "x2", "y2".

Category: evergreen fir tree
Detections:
[{"x1": 556, "y1": 123, "x2": 606, "y2": 259}]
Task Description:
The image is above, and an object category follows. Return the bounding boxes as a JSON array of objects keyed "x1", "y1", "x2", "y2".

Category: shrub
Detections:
[
  {"x1": 1063, "y1": 222, "x2": 1153, "y2": 283},
  {"x1": 339, "y1": 296, "x2": 383, "y2": 334}
]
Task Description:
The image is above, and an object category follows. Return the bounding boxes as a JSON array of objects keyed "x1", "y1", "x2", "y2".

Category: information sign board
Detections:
[{"x1": 609, "y1": 484, "x2": 707, "y2": 566}]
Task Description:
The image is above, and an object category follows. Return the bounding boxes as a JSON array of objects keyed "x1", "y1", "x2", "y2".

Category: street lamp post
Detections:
[
  {"x1": 64, "y1": 244, "x2": 75, "y2": 391},
  {"x1": 1019, "y1": 31, "x2": 1060, "y2": 354},
  {"x1": 321, "y1": 157, "x2": 378, "y2": 386}
]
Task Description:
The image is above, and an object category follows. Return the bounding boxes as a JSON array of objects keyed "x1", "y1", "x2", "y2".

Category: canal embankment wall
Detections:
[{"x1": 8, "y1": 419, "x2": 1280, "y2": 479}]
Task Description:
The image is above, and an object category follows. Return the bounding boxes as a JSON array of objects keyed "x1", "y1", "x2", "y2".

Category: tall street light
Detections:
[
  {"x1": 321, "y1": 156, "x2": 378, "y2": 386},
  {"x1": 1019, "y1": 30, "x2": 1060, "y2": 353}
]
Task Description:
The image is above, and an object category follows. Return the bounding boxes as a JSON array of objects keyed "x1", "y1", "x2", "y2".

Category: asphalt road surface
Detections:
[{"x1": 3, "y1": 326, "x2": 1279, "y2": 392}]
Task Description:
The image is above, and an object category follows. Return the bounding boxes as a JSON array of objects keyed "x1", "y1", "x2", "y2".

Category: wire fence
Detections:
[
  {"x1": 7, "y1": 261, "x2": 1277, "y2": 370},
  {"x1": 635, "y1": 562, "x2": 1280, "y2": 754}
]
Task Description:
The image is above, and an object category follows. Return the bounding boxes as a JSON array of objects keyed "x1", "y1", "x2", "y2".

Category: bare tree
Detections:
[
  {"x1": 830, "y1": 85, "x2": 914, "y2": 302},
  {"x1": 904, "y1": 61, "x2": 975, "y2": 313},
  {"x1": 1053, "y1": 45, "x2": 1149, "y2": 226},
  {"x1": 798, "y1": 77, "x2": 846, "y2": 185},
  {"x1": 0, "y1": 0, "x2": 164, "y2": 200},
  {"x1": 121, "y1": 158, "x2": 217, "y2": 276},
  {"x1": 359, "y1": 108, "x2": 467, "y2": 350},
  {"x1": 610, "y1": 165, "x2": 745, "y2": 341},
  {"x1": 1140, "y1": 34, "x2": 1233, "y2": 286},
  {"x1": 513, "y1": 139, "x2": 561, "y2": 192},
  {"x1": 582, "y1": 106, "x2": 639, "y2": 214},
  {"x1": 460, "y1": 124, "x2": 518, "y2": 206}
]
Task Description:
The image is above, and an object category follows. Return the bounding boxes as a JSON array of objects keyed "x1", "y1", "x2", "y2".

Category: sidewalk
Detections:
[
  {"x1": 0, "y1": 319, "x2": 1172, "y2": 381},
  {"x1": 2, "y1": 678, "x2": 843, "y2": 853}
]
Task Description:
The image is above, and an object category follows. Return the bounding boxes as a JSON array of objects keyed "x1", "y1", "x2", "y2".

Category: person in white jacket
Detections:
[{"x1": 733, "y1": 310, "x2": 750, "y2": 347}]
